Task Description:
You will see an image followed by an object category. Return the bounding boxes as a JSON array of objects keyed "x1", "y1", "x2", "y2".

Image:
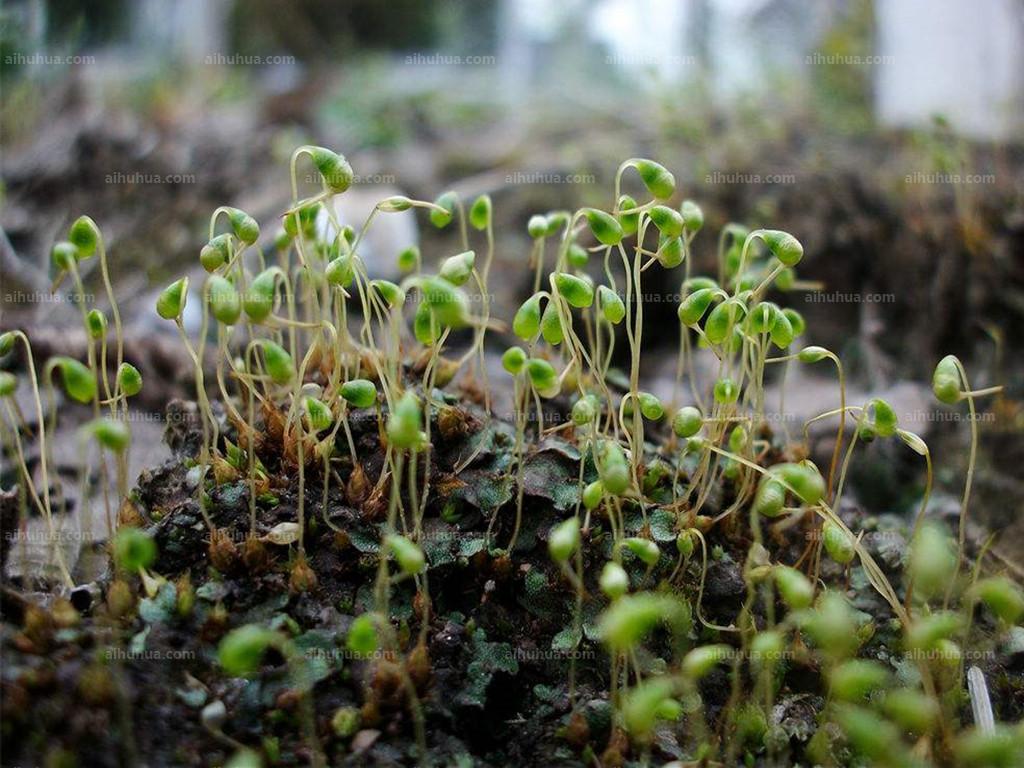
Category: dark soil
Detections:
[{"x1": 2, "y1": 382, "x2": 1021, "y2": 767}]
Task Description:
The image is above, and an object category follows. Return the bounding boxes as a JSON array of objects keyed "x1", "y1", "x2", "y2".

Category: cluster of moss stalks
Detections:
[{"x1": 2, "y1": 148, "x2": 1022, "y2": 767}]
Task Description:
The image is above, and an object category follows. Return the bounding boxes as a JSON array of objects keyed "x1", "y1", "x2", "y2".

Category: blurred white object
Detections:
[
  {"x1": 967, "y1": 665, "x2": 996, "y2": 734},
  {"x1": 319, "y1": 188, "x2": 419, "y2": 282},
  {"x1": 875, "y1": 0, "x2": 1024, "y2": 140}
]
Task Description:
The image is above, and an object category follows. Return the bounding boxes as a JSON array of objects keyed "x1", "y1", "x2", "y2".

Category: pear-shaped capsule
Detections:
[
  {"x1": 208, "y1": 275, "x2": 241, "y2": 325},
  {"x1": 53, "y1": 357, "x2": 97, "y2": 403},
  {"x1": 584, "y1": 208, "x2": 623, "y2": 246},
  {"x1": 430, "y1": 192, "x2": 456, "y2": 228},
  {"x1": 552, "y1": 273, "x2": 594, "y2": 308},
  {"x1": 512, "y1": 294, "x2": 543, "y2": 341},
  {"x1": 341, "y1": 379, "x2": 377, "y2": 409},
  {"x1": 648, "y1": 205, "x2": 684, "y2": 238},
  {"x1": 468, "y1": 194, "x2": 492, "y2": 231},
  {"x1": 548, "y1": 518, "x2": 580, "y2": 563},
  {"x1": 258, "y1": 341, "x2": 294, "y2": 385},
  {"x1": 932, "y1": 355, "x2": 961, "y2": 404},
  {"x1": 116, "y1": 363, "x2": 143, "y2": 397},
  {"x1": 310, "y1": 147, "x2": 354, "y2": 194},
  {"x1": 156, "y1": 277, "x2": 189, "y2": 320},
  {"x1": 633, "y1": 159, "x2": 676, "y2": 200},
  {"x1": 598, "y1": 285, "x2": 625, "y2": 324},
  {"x1": 244, "y1": 268, "x2": 278, "y2": 322},
  {"x1": 69, "y1": 216, "x2": 100, "y2": 258},
  {"x1": 439, "y1": 250, "x2": 475, "y2": 286}
]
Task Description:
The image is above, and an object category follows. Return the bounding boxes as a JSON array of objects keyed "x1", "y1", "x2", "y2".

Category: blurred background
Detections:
[{"x1": 1, "y1": 0, "x2": 1022, "y2": 553}]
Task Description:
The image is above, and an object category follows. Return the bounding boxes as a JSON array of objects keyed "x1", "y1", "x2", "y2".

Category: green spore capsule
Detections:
[
  {"x1": 584, "y1": 208, "x2": 623, "y2": 246},
  {"x1": 649, "y1": 205, "x2": 684, "y2": 238},
  {"x1": 540, "y1": 301, "x2": 564, "y2": 345},
  {"x1": 527, "y1": 215, "x2": 548, "y2": 239},
  {"x1": 0, "y1": 372, "x2": 17, "y2": 397},
  {"x1": 397, "y1": 245, "x2": 420, "y2": 273},
  {"x1": 633, "y1": 159, "x2": 676, "y2": 200},
  {"x1": 548, "y1": 518, "x2": 580, "y2": 563},
  {"x1": 86, "y1": 309, "x2": 107, "y2": 339},
  {"x1": 571, "y1": 394, "x2": 598, "y2": 425},
  {"x1": 219, "y1": 625, "x2": 276, "y2": 677},
  {"x1": 208, "y1": 275, "x2": 241, "y2": 325},
  {"x1": 310, "y1": 147, "x2": 354, "y2": 194},
  {"x1": 502, "y1": 346, "x2": 527, "y2": 375},
  {"x1": 347, "y1": 614, "x2": 378, "y2": 656},
  {"x1": 798, "y1": 345, "x2": 830, "y2": 364},
  {"x1": 387, "y1": 391, "x2": 423, "y2": 449},
  {"x1": 340, "y1": 379, "x2": 377, "y2": 409},
  {"x1": 599, "y1": 561, "x2": 629, "y2": 599},
  {"x1": 525, "y1": 358, "x2": 559, "y2": 398},
  {"x1": 244, "y1": 268, "x2": 279, "y2": 322},
  {"x1": 598, "y1": 285, "x2": 625, "y2": 324},
  {"x1": 377, "y1": 196, "x2": 413, "y2": 213},
  {"x1": 566, "y1": 242, "x2": 589, "y2": 269},
  {"x1": 552, "y1": 272, "x2": 594, "y2": 308},
  {"x1": 156, "y1": 277, "x2": 189, "y2": 320},
  {"x1": 68, "y1": 215, "x2": 100, "y2": 258},
  {"x1": 637, "y1": 392, "x2": 664, "y2": 420},
  {"x1": 753, "y1": 476, "x2": 787, "y2": 518},
  {"x1": 822, "y1": 521, "x2": 856, "y2": 565},
  {"x1": 682, "y1": 644, "x2": 730, "y2": 679},
  {"x1": 304, "y1": 397, "x2": 333, "y2": 432},
  {"x1": 112, "y1": 526, "x2": 156, "y2": 572},
  {"x1": 226, "y1": 208, "x2": 259, "y2": 245},
  {"x1": 678, "y1": 288, "x2": 717, "y2": 326},
  {"x1": 88, "y1": 418, "x2": 131, "y2": 452},
  {"x1": 513, "y1": 294, "x2": 543, "y2": 340},
  {"x1": 680, "y1": 200, "x2": 703, "y2": 233},
  {"x1": 430, "y1": 192, "x2": 456, "y2": 228},
  {"x1": 419, "y1": 276, "x2": 470, "y2": 328},
  {"x1": 258, "y1": 341, "x2": 295, "y2": 385},
  {"x1": 617, "y1": 194, "x2": 640, "y2": 235},
  {"x1": 53, "y1": 357, "x2": 97, "y2": 404},
  {"x1": 656, "y1": 235, "x2": 684, "y2": 268},
  {"x1": 623, "y1": 537, "x2": 660, "y2": 566},
  {"x1": 51, "y1": 241, "x2": 77, "y2": 272},
  {"x1": 713, "y1": 377, "x2": 738, "y2": 404},
  {"x1": 117, "y1": 363, "x2": 143, "y2": 397},
  {"x1": 775, "y1": 461, "x2": 825, "y2": 505},
  {"x1": 469, "y1": 194, "x2": 492, "y2": 231},
  {"x1": 932, "y1": 354, "x2": 961, "y2": 404},
  {"x1": 582, "y1": 480, "x2": 605, "y2": 510},
  {"x1": 386, "y1": 534, "x2": 426, "y2": 574},
  {"x1": 774, "y1": 565, "x2": 814, "y2": 610},
  {"x1": 760, "y1": 229, "x2": 803, "y2": 266}
]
